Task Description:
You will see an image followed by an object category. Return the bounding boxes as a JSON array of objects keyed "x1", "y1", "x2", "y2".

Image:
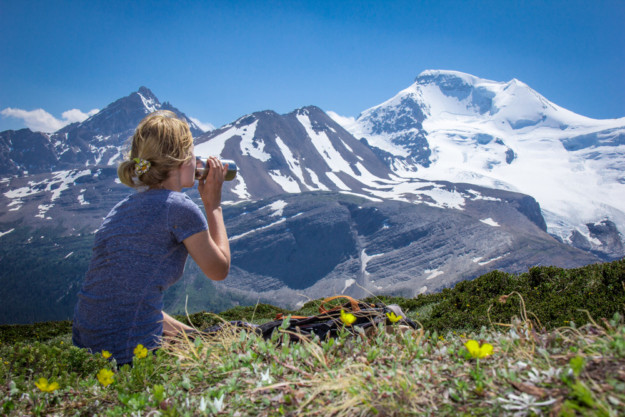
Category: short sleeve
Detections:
[{"x1": 167, "y1": 193, "x2": 209, "y2": 243}]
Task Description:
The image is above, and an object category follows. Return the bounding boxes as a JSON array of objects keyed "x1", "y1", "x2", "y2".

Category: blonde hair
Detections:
[{"x1": 118, "y1": 110, "x2": 194, "y2": 188}]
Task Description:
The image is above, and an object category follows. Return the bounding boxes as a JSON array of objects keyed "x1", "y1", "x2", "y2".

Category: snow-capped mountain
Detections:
[
  {"x1": 0, "y1": 84, "x2": 610, "y2": 322},
  {"x1": 331, "y1": 70, "x2": 625, "y2": 259},
  {"x1": 0, "y1": 87, "x2": 204, "y2": 175},
  {"x1": 193, "y1": 106, "x2": 398, "y2": 201},
  {"x1": 194, "y1": 105, "x2": 555, "y2": 216}
]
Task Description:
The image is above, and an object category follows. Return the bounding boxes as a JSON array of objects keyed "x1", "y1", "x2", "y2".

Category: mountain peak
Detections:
[
  {"x1": 137, "y1": 86, "x2": 155, "y2": 97},
  {"x1": 415, "y1": 70, "x2": 481, "y2": 86},
  {"x1": 133, "y1": 87, "x2": 161, "y2": 113}
]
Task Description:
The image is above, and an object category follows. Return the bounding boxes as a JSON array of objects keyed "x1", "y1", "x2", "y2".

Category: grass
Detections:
[{"x1": 1, "y1": 260, "x2": 624, "y2": 416}]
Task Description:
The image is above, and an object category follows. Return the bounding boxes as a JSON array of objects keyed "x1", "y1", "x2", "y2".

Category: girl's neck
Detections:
[{"x1": 158, "y1": 170, "x2": 183, "y2": 192}]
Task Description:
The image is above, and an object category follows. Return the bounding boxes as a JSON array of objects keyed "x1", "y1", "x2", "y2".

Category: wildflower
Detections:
[
  {"x1": 199, "y1": 397, "x2": 208, "y2": 412},
  {"x1": 35, "y1": 378, "x2": 59, "y2": 393},
  {"x1": 340, "y1": 309, "x2": 357, "y2": 326},
  {"x1": 386, "y1": 311, "x2": 402, "y2": 323},
  {"x1": 497, "y1": 392, "x2": 556, "y2": 414},
  {"x1": 465, "y1": 340, "x2": 494, "y2": 359},
  {"x1": 212, "y1": 394, "x2": 225, "y2": 413},
  {"x1": 260, "y1": 368, "x2": 272, "y2": 384},
  {"x1": 97, "y1": 369, "x2": 115, "y2": 387},
  {"x1": 101, "y1": 350, "x2": 112, "y2": 359},
  {"x1": 134, "y1": 344, "x2": 148, "y2": 359}
]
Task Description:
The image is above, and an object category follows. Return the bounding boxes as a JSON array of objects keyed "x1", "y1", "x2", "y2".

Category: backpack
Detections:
[{"x1": 201, "y1": 295, "x2": 419, "y2": 342}]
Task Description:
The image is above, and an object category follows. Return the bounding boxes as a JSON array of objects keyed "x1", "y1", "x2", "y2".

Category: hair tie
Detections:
[{"x1": 133, "y1": 157, "x2": 151, "y2": 176}]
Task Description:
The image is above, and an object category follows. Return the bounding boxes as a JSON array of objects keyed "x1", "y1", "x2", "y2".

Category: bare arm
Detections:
[{"x1": 183, "y1": 156, "x2": 231, "y2": 281}]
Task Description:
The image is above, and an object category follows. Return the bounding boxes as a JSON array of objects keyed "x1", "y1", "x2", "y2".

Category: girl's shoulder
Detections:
[{"x1": 163, "y1": 190, "x2": 197, "y2": 208}]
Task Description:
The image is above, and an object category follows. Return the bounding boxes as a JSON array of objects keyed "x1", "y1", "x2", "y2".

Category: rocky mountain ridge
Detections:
[
  {"x1": 0, "y1": 87, "x2": 203, "y2": 175},
  {"x1": 0, "y1": 79, "x2": 615, "y2": 322}
]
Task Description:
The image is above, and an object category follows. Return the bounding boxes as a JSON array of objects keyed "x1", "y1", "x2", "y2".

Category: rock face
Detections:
[
  {"x1": 190, "y1": 190, "x2": 598, "y2": 310},
  {"x1": 0, "y1": 129, "x2": 59, "y2": 175}
]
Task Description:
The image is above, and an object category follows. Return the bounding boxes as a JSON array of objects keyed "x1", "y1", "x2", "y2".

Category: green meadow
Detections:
[{"x1": 1, "y1": 260, "x2": 624, "y2": 416}]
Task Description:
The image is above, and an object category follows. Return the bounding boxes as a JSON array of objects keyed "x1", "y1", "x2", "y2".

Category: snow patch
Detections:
[
  {"x1": 325, "y1": 172, "x2": 350, "y2": 190},
  {"x1": 480, "y1": 218, "x2": 500, "y2": 227},
  {"x1": 305, "y1": 168, "x2": 329, "y2": 191},
  {"x1": 341, "y1": 279, "x2": 356, "y2": 294},
  {"x1": 35, "y1": 204, "x2": 54, "y2": 219},
  {"x1": 0, "y1": 228, "x2": 15, "y2": 238},
  {"x1": 231, "y1": 175, "x2": 251, "y2": 200},
  {"x1": 240, "y1": 134, "x2": 271, "y2": 162},
  {"x1": 474, "y1": 253, "x2": 509, "y2": 265},
  {"x1": 274, "y1": 136, "x2": 309, "y2": 189},
  {"x1": 267, "y1": 200, "x2": 287, "y2": 217},
  {"x1": 269, "y1": 170, "x2": 301, "y2": 193},
  {"x1": 418, "y1": 187, "x2": 466, "y2": 210},
  {"x1": 7, "y1": 200, "x2": 22, "y2": 211},
  {"x1": 195, "y1": 120, "x2": 260, "y2": 158},
  {"x1": 78, "y1": 189, "x2": 89, "y2": 205},
  {"x1": 360, "y1": 250, "x2": 384, "y2": 277},
  {"x1": 138, "y1": 91, "x2": 158, "y2": 113},
  {"x1": 229, "y1": 218, "x2": 287, "y2": 241},
  {"x1": 296, "y1": 113, "x2": 354, "y2": 174},
  {"x1": 424, "y1": 269, "x2": 444, "y2": 280},
  {"x1": 339, "y1": 191, "x2": 384, "y2": 202}
]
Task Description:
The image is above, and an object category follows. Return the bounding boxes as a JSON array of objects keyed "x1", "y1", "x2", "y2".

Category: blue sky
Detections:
[{"x1": 1, "y1": 0, "x2": 624, "y2": 132}]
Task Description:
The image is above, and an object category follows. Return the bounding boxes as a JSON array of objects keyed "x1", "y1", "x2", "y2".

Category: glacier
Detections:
[{"x1": 330, "y1": 69, "x2": 625, "y2": 257}]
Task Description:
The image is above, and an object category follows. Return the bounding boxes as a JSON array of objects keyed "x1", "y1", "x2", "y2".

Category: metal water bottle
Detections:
[{"x1": 195, "y1": 157, "x2": 237, "y2": 181}]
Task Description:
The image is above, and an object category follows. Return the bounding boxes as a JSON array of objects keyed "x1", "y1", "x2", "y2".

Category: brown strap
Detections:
[{"x1": 319, "y1": 295, "x2": 360, "y2": 314}]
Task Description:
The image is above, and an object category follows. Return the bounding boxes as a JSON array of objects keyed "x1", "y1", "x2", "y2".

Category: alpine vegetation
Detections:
[{"x1": 1, "y1": 260, "x2": 624, "y2": 415}]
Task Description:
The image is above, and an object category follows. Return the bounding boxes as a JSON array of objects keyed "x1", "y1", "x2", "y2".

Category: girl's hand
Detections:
[{"x1": 197, "y1": 156, "x2": 227, "y2": 211}]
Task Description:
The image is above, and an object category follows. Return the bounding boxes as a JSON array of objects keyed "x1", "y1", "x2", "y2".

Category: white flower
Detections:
[
  {"x1": 260, "y1": 368, "x2": 272, "y2": 384},
  {"x1": 527, "y1": 366, "x2": 561, "y2": 384},
  {"x1": 497, "y1": 392, "x2": 556, "y2": 416},
  {"x1": 253, "y1": 365, "x2": 273, "y2": 385},
  {"x1": 543, "y1": 367, "x2": 561, "y2": 379},
  {"x1": 199, "y1": 397, "x2": 207, "y2": 412},
  {"x1": 527, "y1": 368, "x2": 542, "y2": 383},
  {"x1": 212, "y1": 394, "x2": 225, "y2": 413}
]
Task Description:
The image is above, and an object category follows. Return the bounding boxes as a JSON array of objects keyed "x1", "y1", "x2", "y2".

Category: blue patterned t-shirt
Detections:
[{"x1": 72, "y1": 189, "x2": 208, "y2": 364}]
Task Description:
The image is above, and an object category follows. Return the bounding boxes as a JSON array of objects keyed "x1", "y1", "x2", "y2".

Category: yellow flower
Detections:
[
  {"x1": 464, "y1": 340, "x2": 494, "y2": 359},
  {"x1": 340, "y1": 309, "x2": 357, "y2": 326},
  {"x1": 133, "y1": 344, "x2": 148, "y2": 359},
  {"x1": 101, "y1": 350, "x2": 112, "y2": 359},
  {"x1": 97, "y1": 369, "x2": 115, "y2": 387},
  {"x1": 35, "y1": 377, "x2": 59, "y2": 393},
  {"x1": 386, "y1": 311, "x2": 402, "y2": 323}
]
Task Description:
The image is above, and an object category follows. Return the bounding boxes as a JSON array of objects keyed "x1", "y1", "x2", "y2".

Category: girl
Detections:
[{"x1": 72, "y1": 110, "x2": 230, "y2": 365}]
